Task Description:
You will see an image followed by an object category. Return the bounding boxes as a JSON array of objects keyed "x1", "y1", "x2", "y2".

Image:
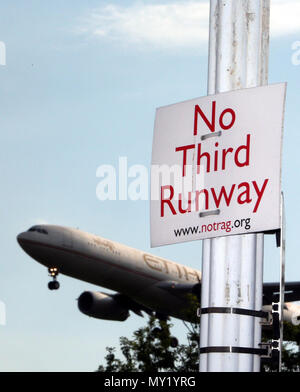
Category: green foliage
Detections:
[
  {"x1": 261, "y1": 322, "x2": 300, "y2": 372},
  {"x1": 97, "y1": 314, "x2": 200, "y2": 372},
  {"x1": 283, "y1": 322, "x2": 300, "y2": 345},
  {"x1": 280, "y1": 323, "x2": 300, "y2": 372},
  {"x1": 281, "y1": 343, "x2": 300, "y2": 372},
  {"x1": 97, "y1": 302, "x2": 300, "y2": 372}
]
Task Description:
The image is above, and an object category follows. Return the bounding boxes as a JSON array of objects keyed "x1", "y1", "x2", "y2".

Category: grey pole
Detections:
[{"x1": 199, "y1": 0, "x2": 270, "y2": 372}]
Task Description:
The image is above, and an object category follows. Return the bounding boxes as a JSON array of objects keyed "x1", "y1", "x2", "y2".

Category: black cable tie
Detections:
[
  {"x1": 200, "y1": 346, "x2": 268, "y2": 356},
  {"x1": 200, "y1": 306, "x2": 268, "y2": 319}
]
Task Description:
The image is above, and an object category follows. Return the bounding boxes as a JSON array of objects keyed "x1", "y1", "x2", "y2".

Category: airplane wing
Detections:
[
  {"x1": 155, "y1": 281, "x2": 201, "y2": 300},
  {"x1": 113, "y1": 293, "x2": 153, "y2": 317},
  {"x1": 263, "y1": 281, "x2": 300, "y2": 304},
  {"x1": 77, "y1": 282, "x2": 300, "y2": 323},
  {"x1": 155, "y1": 280, "x2": 300, "y2": 305}
]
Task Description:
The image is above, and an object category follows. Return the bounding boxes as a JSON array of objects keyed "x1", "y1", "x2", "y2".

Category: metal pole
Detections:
[
  {"x1": 199, "y1": 0, "x2": 270, "y2": 372},
  {"x1": 279, "y1": 192, "x2": 286, "y2": 371}
]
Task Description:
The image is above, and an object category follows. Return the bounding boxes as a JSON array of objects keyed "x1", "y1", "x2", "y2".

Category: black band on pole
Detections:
[
  {"x1": 200, "y1": 346, "x2": 268, "y2": 356},
  {"x1": 200, "y1": 307, "x2": 268, "y2": 319}
]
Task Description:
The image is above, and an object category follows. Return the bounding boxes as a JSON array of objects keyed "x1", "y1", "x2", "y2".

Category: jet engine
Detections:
[
  {"x1": 263, "y1": 303, "x2": 300, "y2": 326},
  {"x1": 284, "y1": 303, "x2": 300, "y2": 326},
  {"x1": 78, "y1": 291, "x2": 130, "y2": 321}
]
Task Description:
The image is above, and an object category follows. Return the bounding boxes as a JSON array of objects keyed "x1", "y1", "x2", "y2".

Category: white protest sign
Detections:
[{"x1": 150, "y1": 83, "x2": 286, "y2": 247}]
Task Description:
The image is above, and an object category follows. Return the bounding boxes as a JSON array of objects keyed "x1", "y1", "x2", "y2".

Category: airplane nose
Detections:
[
  {"x1": 17, "y1": 232, "x2": 25, "y2": 245},
  {"x1": 17, "y1": 232, "x2": 27, "y2": 250},
  {"x1": 17, "y1": 230, "x2": 50, "y2": 266}
]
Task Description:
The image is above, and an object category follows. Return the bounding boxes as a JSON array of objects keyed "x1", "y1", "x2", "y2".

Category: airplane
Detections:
[{"x1": 17, "y1": 224, "x2": 300, "y2": 326}]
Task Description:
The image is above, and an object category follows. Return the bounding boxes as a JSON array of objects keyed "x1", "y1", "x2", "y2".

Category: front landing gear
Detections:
[
  {"x1": 48, "y1": 267, "x2": 60, "y2": 290},
  {"x1": 48, "y1": 280, "x2": 60, "y2": 290}
]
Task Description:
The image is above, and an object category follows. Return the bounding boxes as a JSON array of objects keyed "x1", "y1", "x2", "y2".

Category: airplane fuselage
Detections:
[{"x1": 17, "y1": 225, "x2": 201, "y2": 320}]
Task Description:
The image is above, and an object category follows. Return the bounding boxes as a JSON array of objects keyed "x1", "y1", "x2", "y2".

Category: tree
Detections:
[
  {"x1": 97, "y1": 314, "x2": 199, "y2": 372},
  {"x1": 97, "y1": 299, "x2": 300, "y2": 372},
  {"x1": 261, "y1": 323, "x2": 300, "y2": 372}
]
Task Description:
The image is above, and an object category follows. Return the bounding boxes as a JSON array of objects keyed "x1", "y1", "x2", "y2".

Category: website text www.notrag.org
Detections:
[{"x1": 174, "y1": 218, "x2": 251, "y2": 237}]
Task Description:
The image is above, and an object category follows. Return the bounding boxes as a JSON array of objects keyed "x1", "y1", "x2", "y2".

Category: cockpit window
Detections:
[{"x1": 28, "y1": 226, "x2": 48, "y2": 234}]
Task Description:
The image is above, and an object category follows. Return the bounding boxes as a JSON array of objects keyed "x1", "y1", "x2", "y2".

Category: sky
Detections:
[{"x1": 1, "y1": 0, "x2": 300, "y2": 371}]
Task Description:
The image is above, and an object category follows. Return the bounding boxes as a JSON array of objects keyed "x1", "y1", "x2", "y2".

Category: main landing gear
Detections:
[{"x1": 48, "y1": 267, "x2": 60, "y2": 290}]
